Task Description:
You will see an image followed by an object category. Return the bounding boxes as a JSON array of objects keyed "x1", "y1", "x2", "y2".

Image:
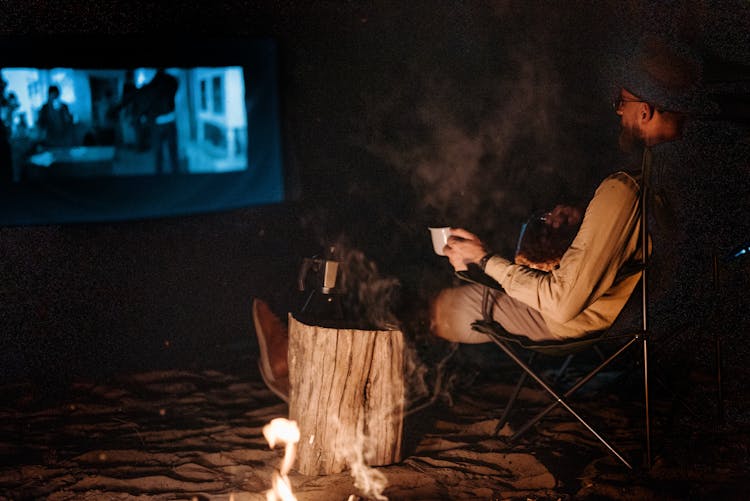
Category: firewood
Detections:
[{"x1": 288, "y1": 314, "x2": 404, "y2": 475}]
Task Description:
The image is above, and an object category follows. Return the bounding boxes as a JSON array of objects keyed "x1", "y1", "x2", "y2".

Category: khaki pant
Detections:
[{"x1": 432, "y1": 284, "x2": 553, "y2": 343}]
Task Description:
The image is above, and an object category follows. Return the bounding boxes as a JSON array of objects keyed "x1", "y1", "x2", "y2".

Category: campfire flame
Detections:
[{"x1": 263, "y1": 418, "x2": 300, "y2": 501}]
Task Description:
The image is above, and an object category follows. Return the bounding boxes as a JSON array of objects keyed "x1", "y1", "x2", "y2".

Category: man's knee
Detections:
[
  {"x1": 430, "y1": 287, "x2": 489, "y2": 344},
  {"x1": 429, "y1": 289, "x2": 454, "y2": 341}
]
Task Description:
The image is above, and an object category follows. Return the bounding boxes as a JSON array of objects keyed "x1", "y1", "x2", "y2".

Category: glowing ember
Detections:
[{"x1": 263, "y1": 417, "x2": 300, "y2": 501}]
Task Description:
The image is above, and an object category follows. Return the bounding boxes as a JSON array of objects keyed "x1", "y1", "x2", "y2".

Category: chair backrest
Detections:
[{"x1": 639, "y1": 147, "x2": 653, "y2": 336}]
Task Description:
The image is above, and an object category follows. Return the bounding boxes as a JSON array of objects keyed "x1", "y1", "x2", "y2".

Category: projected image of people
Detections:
[
  {"x1": 141, "y1": 69, "x2": 179, "y2": 174},
  {"x1": 0, "y1": 74, "x2": 15, "y2": 183},
  {"x1": 0, "y1": 67, "x2": 249, "y2": 181},
  {"x1": 38, "y1": 85, "x2": 74, "y2": 148}
]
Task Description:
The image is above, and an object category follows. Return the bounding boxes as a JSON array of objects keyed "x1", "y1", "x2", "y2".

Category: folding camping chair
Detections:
[{"x1": 464, "y1": 148, "x2": 655, "y2": 470}]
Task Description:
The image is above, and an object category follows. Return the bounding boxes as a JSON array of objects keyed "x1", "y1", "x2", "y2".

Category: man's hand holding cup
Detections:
[{"x1": 443, "y1": 228, "x2": 488, "y2": 272}]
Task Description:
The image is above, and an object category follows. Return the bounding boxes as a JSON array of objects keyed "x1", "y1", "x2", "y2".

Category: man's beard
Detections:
[{"x1": 618, "y1": 124, "x2": 645, "y2": 152}]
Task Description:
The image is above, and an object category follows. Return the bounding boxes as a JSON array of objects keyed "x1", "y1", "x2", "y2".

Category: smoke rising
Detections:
[
  {"x1": 356, "y1": 34, "x2": 593, "y2": 256},
  {"x1": 342, "y1": 432, "x2": 389, "y2": 501},
  {"x1": 328, "y1": 414, "x2": 389, "y2": 501},
  {"x1": 324, "y1": 239, "x2": 460, "y2": 418},
  {"x1": 335, "y1": 240, "x2": 402, "y2": 331}
]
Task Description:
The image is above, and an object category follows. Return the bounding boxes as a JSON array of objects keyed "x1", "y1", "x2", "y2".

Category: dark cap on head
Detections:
[{"x1": 617, "y1": 37, "x2": 717, "y2": 114}]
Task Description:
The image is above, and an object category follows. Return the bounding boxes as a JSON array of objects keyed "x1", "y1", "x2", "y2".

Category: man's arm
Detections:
[{"x1": 484, "y1": 172, "x2": 641, "y2": 324}]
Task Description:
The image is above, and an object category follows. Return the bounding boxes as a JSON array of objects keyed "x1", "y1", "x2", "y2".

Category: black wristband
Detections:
[{"x1": 479, "y1": 253, "x2": 496, "y2": 271}]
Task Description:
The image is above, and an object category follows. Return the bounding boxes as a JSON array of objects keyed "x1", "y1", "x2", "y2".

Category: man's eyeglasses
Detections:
[{"x1": 612, "y1": 96, "x2": 646, "y2": 111}]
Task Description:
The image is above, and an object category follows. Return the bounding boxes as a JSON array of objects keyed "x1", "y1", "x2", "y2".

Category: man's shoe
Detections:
[{"x1": 252, "y1": 298, "x2": 290, "y2": 402}]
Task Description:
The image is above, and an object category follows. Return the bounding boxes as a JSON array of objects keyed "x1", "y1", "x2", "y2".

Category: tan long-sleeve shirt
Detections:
[{"x1": 484, "y1": 171, "x2": 644, "y2": 339}]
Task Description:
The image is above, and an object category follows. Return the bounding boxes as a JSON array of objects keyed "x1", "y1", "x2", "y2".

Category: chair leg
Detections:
[
  {"x1": 489, "y1": 334, "x2": 634, "y2": 470},
  {"x1": 715, "y1": 331, "x2": 724, "y2": 424},
  {"x1": 643, "y1": 335, "x2": 652, "y2": 469},
  {"x1": 712, "y1": 253, "x2": 725, "y2": 425},
  {"x1": 511, "y1": 337, "x2": 639, "y2": 442},
  {"x1": 495, "y1": 352, "x2": 537, "y2": 435},
  {"x1": 551, "y1": 354, "x2": 573, "y2": 383}
]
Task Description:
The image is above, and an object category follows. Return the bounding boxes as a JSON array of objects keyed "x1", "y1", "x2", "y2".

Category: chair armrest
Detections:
[{"x1": 455, "y1": 263, "x2": 503, "y2": 290}]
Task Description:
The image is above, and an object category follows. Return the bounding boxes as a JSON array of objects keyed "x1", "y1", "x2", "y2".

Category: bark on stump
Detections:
[{"x1": 288, "y1": 314, "x2": 404, "y2": 475}]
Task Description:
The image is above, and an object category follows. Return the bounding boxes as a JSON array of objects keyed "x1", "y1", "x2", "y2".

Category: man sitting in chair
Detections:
[{"x1": 435, "y1": 39, "x2": 702, "y2": 346}]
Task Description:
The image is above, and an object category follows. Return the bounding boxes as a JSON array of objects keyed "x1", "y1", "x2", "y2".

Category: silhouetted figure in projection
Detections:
[
  {"x1": 117, "y1": 70, "x2": 139, "y2": 148},
  {"x1": 37, "y1": 85, "x2": 74, "y2": 148},
  {"x1": 133, "y1": 69, "x2": 180, "y2": 174},
  {"x1": 90, "y1": 87, "x2": 118, "y2": 145},
  {"x1": 0, "y1": 75, "x2": 13, "y2": 182}
]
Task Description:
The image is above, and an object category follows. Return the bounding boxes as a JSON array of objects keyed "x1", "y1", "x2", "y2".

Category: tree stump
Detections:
[{"x1": 288, "y1": 314, "x2": 404, "y2": 476}]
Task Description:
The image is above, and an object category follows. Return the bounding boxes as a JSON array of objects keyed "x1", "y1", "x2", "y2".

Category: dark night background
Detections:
[{"x1": 1, "y1": 0, "x2": 749, "y2": 409}]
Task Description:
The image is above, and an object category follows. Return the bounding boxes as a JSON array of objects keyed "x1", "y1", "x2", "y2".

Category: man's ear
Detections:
[{"x1": 638, "y1": 102, "x2": 654, "y2": 122}]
